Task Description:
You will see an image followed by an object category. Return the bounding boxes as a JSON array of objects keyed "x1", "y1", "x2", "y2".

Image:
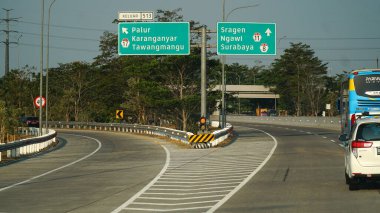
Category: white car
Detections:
[{"x1": 340, "y1": 117, "x2": 380, "y2": 190}]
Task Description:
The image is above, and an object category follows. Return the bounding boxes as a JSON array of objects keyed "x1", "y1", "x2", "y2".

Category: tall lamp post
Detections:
[
  {"x1": 274, "y1": 36, "x2": 286, "y2": 111},
  {"x1": 17, "y1": 34, "x2": 22, "y2": 69},
  {"x1": 221, "y1": 0, "x2": 259, "y2": 128},
  {"x1": 46, "y1": 0, "x2": 57, "y2": 133},
  {"x1": 39, "y1": 0, "x2": 45, "y2": 136}
]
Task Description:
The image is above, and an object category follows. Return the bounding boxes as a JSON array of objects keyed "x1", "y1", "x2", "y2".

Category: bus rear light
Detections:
[{"x1": 353, "y1": 71, "x2": 358, "y2": 75}]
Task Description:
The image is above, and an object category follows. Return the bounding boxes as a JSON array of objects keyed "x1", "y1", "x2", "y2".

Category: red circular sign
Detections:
[{"x1": 34, "y1": 96, "x2": 46, "y2": 108}]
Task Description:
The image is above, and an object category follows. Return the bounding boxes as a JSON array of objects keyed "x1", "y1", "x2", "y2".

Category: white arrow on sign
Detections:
[{"x1": 265, "y1": 28, "x2": 272, "y2": 36}]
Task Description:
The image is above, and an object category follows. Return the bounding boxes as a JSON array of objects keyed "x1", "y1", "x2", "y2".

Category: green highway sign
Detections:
[
  {"x1": 118, "y1": 22, "x2": 190, "y2": 55},
  {"x1": 217, "y1": 22, "x2": 276, "y2": 55}
]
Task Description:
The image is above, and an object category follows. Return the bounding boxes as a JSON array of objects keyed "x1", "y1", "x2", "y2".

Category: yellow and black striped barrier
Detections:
[{"x1": 189, "y1": 134, "x2": 215, "y2": 143}]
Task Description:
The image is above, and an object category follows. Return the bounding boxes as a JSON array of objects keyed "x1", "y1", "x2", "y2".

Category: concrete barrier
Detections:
[{"x1": 225, "y1": 115, "x2": 340, "y2": 130}]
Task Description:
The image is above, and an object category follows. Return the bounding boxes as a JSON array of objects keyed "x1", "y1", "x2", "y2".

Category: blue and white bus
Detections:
[{"x1": 340, "y1": 69, "x2": 380, "y2": 135}]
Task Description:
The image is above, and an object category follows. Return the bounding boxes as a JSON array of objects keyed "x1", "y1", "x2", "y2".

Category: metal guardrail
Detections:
[
  {"x1": 226, "y1": 115, "x2": 340, "y2": 130},
  {"x1": 0, "y1": 130, "x2": 57, "y2": 162},
  {"x1": 0, "y1": 121, "x2": 234, "y2": 162},
  {"x1": 48, "y1": 121, "x2": 192, "y2": 144},
  {"x1": 47, "y1": 121, "x2": 234, "y2": 149}
]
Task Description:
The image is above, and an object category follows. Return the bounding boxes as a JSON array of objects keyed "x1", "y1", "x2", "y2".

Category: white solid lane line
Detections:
[
  {"x1": 206, "y1": 127, "x2": 278, "y2": 213},
  {"x1": 0, "y1": 133, "x2": 102, "y2": 192},
  {"x1": 111, "y1": 145, "x2": 170, "y2": 213}
]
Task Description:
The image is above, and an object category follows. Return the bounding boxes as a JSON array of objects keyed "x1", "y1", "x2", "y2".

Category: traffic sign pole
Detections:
[{"x1": 201, "y1": 26, "x2": 207, "y2": 118}]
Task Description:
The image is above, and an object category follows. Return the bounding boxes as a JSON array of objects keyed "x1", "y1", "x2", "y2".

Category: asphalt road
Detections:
[
  {"x1": 0, "y1": 130, "x2": 166, "y2": 213},
  {"x1": 1, "y1": 124, "x2": 380, "y2": 213},
  {"x1": 217, "y1": 123, "x2": 380, "y2": 213}
]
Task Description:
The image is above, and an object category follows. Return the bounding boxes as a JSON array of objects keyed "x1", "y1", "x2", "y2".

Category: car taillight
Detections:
[
  {"x1": 352, "y1": 140, "x2": 373, "y2": 148},
  {"x1": 351, "y1": 140, "x2": 373, "y2": 158},
  {"x1": 351, "y1": 114, "x2": 356, "y2": 126}
]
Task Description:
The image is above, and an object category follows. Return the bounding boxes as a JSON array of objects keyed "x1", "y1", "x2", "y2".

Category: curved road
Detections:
[
  {"x1": 0, "y1": 130, "x2": 166, "y2": 213},
  {"x1": 1, "y1": 123, "x2": 380, "y2": 212}
]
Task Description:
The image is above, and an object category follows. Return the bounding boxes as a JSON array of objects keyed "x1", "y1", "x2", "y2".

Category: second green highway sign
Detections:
[{"x1": 217, "y1": 22, "x2": 276, "y2": 55}]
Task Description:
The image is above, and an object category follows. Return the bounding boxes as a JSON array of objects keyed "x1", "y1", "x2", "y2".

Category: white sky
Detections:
[{"x1": 1, "y1": 0, "x2": 380, "y2": 77}]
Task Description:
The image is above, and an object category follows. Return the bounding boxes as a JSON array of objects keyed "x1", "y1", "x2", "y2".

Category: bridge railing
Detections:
[
  {"x1": 47, "y1": 121, "x2": 234, "y2": 148},
  {"x1": 48, "y1": 121, "x2": 192, "y2": 144},
  {"x1": 0, "y1": 121, "x2": 234, "y2": 162},
  {"x1": 0, "y1": 129, "x2": 57, "y2": 162}
]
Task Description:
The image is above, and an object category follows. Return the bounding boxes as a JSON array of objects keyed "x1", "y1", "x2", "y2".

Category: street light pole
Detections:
[
  {"x1": 17, "y1": 34, "x2": 22, "y2": 70},
  {"x1": 221, "y1": 0, "x2": 226, "y2": 128},
  {"x1": 201, "y1": 26, "x2": 207, "y2": 117},
  {"x1": 221, "y1": 0, "x2": 259, "y2": 128},
  {"x1": 39, "y1": 0, "x2": 45, "y2": 135},
  {"x1": 46, "y1": 0, "x2": 57, "y2": 133}
]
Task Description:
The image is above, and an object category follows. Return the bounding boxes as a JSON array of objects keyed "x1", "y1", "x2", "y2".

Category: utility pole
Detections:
[
  {"x1": 1, "y1": 8, "x2": 20, "y2": 75},
  {"x1": 39, "y1": 0, "x2": 45, "y2": 136},
  {"x1": 201, "y1": 26, "x2": 207, "y2": 117}
]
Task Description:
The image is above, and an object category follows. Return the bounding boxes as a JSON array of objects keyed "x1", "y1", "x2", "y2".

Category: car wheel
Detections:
[
  {"x1": 345, "y1": 172, "x2": 350, "y2": 185},
  {"x1": 349, "y1": 182, "x2": 358, "y2": 191},
  {"x1": 348, "y1": 177, "x2": 359, "y2": 191}
]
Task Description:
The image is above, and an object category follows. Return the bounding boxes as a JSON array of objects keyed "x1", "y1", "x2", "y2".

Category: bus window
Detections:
[{"x1": 354, "y1": 74, "x2": 380, "y2": 97}]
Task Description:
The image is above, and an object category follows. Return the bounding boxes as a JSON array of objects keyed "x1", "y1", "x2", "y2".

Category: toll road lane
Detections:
[
  {"x1": 0, "y1": 130, "x2": 166, "y2": 213},
  {"x1": 217, "y1": 123, "x2": 380, "y2": 213},
  {"x1": 112, "y1": 126, "x2": 277, "y2": 212},
  {"x1": 2, "y1": 124, "x2": 366, "y2": 213}
]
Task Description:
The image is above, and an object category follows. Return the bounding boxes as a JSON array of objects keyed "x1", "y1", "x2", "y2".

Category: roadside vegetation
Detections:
[{"x1": 0, "y1": 9, "x2": 344, "y2": 137}]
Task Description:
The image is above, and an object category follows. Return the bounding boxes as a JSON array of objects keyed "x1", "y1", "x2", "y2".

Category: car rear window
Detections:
[{"x1": 356, "y1": 123, "x2": 380, "y2": 141}]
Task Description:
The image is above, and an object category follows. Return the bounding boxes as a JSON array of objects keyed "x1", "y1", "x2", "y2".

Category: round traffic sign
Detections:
[{"x1": 34, "y1": 96, "x2": 46, "y2": 108}]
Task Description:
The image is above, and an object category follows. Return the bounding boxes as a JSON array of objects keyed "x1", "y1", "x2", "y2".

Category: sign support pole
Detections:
[
  {"x1": 201, "y1": 26, "x2": 207, "y2": 118},
  {"x1": 39, "y1": 0, "x2": 45, "y2": 136}
]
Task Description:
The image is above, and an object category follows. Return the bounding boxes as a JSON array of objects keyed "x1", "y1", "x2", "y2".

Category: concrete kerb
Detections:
[{"x1": 225, "y1": 115, "x2": 340, "y2": 131}]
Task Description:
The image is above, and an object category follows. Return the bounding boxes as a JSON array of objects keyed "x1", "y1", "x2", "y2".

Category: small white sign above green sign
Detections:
[
  {"x1": 118, "y1": 22, "x2": 190, "y2": 55},
  {"x1": 217, "y1": 22, "x2": 276, "y2": 55}
]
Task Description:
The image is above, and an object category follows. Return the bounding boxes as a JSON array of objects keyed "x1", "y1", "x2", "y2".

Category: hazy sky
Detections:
[{"x1": 1, "y1": 0, "x2": 380, "y2": 77}]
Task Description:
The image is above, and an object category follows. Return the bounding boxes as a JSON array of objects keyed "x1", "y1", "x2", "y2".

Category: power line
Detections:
[
  {"x1": 19, "y1": 31, "x2": 100, "y2": 42},
  {"x1": 284, "y1": 37, "x2": 380, "y2": 41},
  {"x1": 277, "y1": 47, "x2": 380, "y2": 51},
  {"x1": 19, "y1": 42, "x2": 99, "y2": 53},
  {"x1": 229, "y1": 57, "x2": 378, "y2": 62},
  {"x1": 19, "y1": 20, "x2": 115, "y2": 33}
]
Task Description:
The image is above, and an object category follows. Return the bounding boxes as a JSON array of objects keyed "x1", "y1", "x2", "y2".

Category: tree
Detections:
[
  {"x1": 265, "y1": 42, "x2": 328, "y2": 116},
  {"x1": 50, "y1": 61, "x2": 97, "y2": 121}
]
